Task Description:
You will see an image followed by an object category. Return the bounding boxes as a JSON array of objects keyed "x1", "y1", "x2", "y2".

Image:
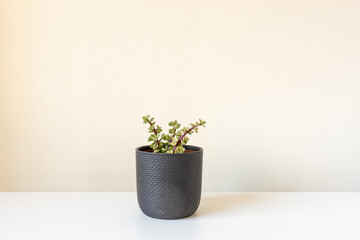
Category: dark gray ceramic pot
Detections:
[{"x1": 136, "y1": 145, "x2": 203, "y2": 220}]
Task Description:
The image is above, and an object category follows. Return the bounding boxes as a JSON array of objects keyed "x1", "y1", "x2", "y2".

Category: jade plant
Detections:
[{"x1": 142, "y1": 114, "x2": 206, "y2": 154}]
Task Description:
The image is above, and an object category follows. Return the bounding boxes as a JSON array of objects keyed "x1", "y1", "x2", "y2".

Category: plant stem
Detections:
[
  {"x1": 147, "y1": 119, "x2": 160, "y2": 150},
  {"x1": 172, "y1": 124, "x2": 199, "y2": 152},
  {"x1": 172, "y1": 127, "x2": 176, "y2": 137}
]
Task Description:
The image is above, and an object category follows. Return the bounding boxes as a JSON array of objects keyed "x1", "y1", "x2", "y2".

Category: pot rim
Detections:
[{"x1": 136, "y1": 145, "x2": 203, "y2": 155}]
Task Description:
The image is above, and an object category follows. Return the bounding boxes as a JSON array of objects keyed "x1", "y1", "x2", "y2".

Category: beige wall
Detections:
[{"x1": 1, "y1": 0, "x2": 359, "y2": 191}]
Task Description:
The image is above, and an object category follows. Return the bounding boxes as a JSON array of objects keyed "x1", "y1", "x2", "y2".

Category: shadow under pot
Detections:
[{"x1": 136, "y1": 145, "x2": 203, "y2": 220}]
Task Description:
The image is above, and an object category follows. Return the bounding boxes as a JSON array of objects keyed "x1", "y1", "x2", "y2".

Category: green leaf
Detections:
[
  {"x1": 157, "y1": 126, "x2": 162, "y2": 133},
  {"x1": 178, "y1": 146, "x2": 184, "y2": 153},
  {"x1": 170, "y1": 136, "x2": 179, "y2": 146},
  {"x1": 168, "y1": 121, "x2": 174, "y2": 127},
  {"x1": 148, "y1": 134, "x2": 156, "y2": 142},
  {"x1": 200, "y1": 119, "x2": 206, "y2": 126}
]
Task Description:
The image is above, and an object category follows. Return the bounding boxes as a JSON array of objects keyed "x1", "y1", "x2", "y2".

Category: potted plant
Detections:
[{"x1": 136, "y1": 114, "x2": 206, "y2": 219}]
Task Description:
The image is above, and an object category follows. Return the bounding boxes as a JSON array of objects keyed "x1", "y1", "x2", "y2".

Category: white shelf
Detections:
[{"x1": 0, "y1": 192, "x2": 359, "y2": 239}]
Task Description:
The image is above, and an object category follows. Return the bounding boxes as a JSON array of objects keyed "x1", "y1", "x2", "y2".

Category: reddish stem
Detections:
[
  {"x1": 172, "y1": 124, "x2": 199, "y2": 152},
  {"x1": 147, "y1": 120, "x2": 160, "y2": 150}
]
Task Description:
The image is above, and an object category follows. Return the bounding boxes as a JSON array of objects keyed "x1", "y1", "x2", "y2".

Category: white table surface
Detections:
[{"x1": 0, "y1": 192, "x2": 359, "y2": 240}]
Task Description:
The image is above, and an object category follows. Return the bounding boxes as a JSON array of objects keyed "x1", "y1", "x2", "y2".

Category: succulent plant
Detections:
[{"x1": 142, "y1": 115, "x2": 206, "y2": 154}]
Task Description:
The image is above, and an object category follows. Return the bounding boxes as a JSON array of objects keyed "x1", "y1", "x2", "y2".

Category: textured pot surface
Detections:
[{"x1": 136, "y1": 145, "x2": 203, "y2": 219}]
